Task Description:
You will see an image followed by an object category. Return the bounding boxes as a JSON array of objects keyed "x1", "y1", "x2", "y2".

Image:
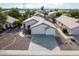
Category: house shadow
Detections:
[{"x1": 31, "y1": 34, "x2": 57, "y2": 50}]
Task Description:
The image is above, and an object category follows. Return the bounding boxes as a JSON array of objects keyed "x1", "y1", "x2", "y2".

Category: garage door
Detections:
[
  {"x1": 71, "y1": 28, "x2": 79, "y2": 35},
  {"x1": 31, "y1": 24, "x2": 46, "y2": 34}
]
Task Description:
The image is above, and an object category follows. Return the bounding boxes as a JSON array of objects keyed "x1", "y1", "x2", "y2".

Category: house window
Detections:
[
  {"x1": 27, "y1": 25, "x2": 31, "y2": 34},
  {"x1": 5, "y1": 24, "x2": 8, "y2": 28},
  {"x1": 23, "y1": 24, "x2": 26, "y2": 30},
  {"x1": 27, "y1": 25, "x2": 30, "y2": 29}
]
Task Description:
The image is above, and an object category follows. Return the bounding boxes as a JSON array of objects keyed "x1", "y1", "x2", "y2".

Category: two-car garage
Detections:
[
  {"x1": 70, "y1": 27, "x2": 79, "y2": 35},
  {"x1": 31, "y1": 23, "x2": 56, "y2": 36}
]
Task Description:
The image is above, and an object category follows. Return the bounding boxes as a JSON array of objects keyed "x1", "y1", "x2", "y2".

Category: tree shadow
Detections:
[{"x1": 31, "y1": 34, "x2": 57, "y2": 50}]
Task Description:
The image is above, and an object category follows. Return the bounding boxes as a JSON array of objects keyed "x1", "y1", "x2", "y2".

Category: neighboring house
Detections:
[
  {"x1": 56, "y1": 15, "x2": 79, "y2": 35},
  {"x1": 36, "y1": 9, "x2": 49, "y2": 15},
  {"x1": 47, "y1": 11, "x2": 56, "y2": 22},
  {"x1": 34, "y1": 10, "x2": 54, "y2": 22},
  {"x1": 34, "y1": 11, "x2": 45, "y2": 17},
  {"x1": 3, "y1": 16, "x2": 18, "y2": 29},
  {"x1": 34, "y1": 9, "x2": 49, "y2": 17},
  {"x1": 22, "y1": 15, "x2": 56, "y2": 36}
]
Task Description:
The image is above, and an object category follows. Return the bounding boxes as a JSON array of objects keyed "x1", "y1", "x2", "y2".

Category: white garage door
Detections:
[
  {"x1": 31, "y1": 24, "x2": 46, "y2": 34},
  {"x1": 45, "y1": 28, "x2": 55, "y2": 35},
  {"x1": 71, "y1": 28, "x2": 79, "y2": 35}
]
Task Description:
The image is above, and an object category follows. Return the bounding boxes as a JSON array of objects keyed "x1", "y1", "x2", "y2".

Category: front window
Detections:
[
  {"x1": 27, "y1": 25, "x2": 30, "y2": 29},
  {"x1": 27, "y1": 25, "x2": 31, "y2": 34}
]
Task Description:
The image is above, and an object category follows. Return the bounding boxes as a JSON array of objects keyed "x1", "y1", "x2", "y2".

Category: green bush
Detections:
[
  {"x1": 8, "y1": 8, "x2": 22, "y2": 19},
  {"x1": 66, "y1": 9, "x2": 79, "y2": 18},
  {"x1": 0, "y1": 12, "x2": 7, "y2": 24},
  {"x1": 23, "y1": 9, "x2": 35, "y2": 19},
  {"x1": 0, "y1": 25, "x2": 3, "y2": 33},
  {"x1": 62, "y1": 28, "x2": 67, "y2": 33},
  {"x1": 28, "y1": 28, "x2": 31, "y2": 34},
  {"x1": 15, "y1": 17, "x2": 24, "y2": 26},
  {"x1": 55, "y1": 11, "x2": 62, "y2": 17}
]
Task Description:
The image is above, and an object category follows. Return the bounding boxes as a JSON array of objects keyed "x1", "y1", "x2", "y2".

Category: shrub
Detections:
[
  {"x1": 62, "y1": 28, "x2": 67, "y2": 33},
  {"x1": 8, "y1": 8, "x2": 22, "y2": 19},
  {"x1": 28, "y1": 28, "x2": 31, "y2": 34},
  {"x1": 14, "y1": 17, "x2": 24, "y2": 26}
]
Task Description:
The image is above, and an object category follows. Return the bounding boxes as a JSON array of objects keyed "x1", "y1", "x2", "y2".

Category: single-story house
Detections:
[
  {"x1": 22, "y1": 16, "x2": 39, "y2": 30},
  {"x1": 34, "y1": 11, "x2": 45, "y2": 17},
  {"x1": 56, "y1": 15, "x2": 79, "y2": 35},
  {"x1": 47, "y1": 11, "x2": 56, "y2": 22},
  {"x1": 22, "y1": 15, "x2": 56, "y2": 36},
  {"x1": 3, "y1": 16, "x2": 18, "y2": 29},
  {"x1": 34, "y1": 10, "x2": 55, "y2": 22}
]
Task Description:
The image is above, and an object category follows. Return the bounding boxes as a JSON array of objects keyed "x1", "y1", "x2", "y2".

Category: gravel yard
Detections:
[{"x1": 0, "y1": 27, "x2": 31, "y2": 50}]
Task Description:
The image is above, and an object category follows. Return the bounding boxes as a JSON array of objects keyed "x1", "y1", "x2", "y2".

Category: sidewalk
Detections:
[{"x1": 1, "y1": 50, "x2": 79, "y2": 55}]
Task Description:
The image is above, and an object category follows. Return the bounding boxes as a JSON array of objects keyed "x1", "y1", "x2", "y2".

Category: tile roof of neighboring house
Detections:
[
  {"x1": 7, "y1": 16, "x2": 18, "y2": 23},
  {"x1": 56, "y1": 15, "x2": 79, "y2": 29}
]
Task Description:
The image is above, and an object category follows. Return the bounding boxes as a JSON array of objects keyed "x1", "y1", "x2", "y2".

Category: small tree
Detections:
[
  {"x1": 0, "y1": 12, "x2": 7, "y2": 24},
  {"x1": 68, "y1": 9, "x2": 79, "y2": 18},
  {"x1": 30, "y1": 10, "x2": 35, "y2": 17},
  {"x1": 51, "y1": 11, "x2": 62, "y2": 23},
  {"x1": 51, "y1": 13, "x2": 56, "y2": 23},
  {"x1": 23, "y1": 9, "x2": 35, "y2": 19},
  {"x1": 15, "y1": 17, "x2": 24, "y2": 26},
  {"x1": 0, "y1": 7, "x2": 3, "y2": 11},
  {"x1": 0, "y1": 11, "x2": 7, "y2": 32},
  {"x1": 23, "y1": 9, "x2": 31, "y2": 19},
  {"x1": 8, "y1": 8, "x2": 22, "y2": 19},
  {"x1": 55, "y1": 11, "x2": 62, "y2": 17},
  {"x1": 54, "y1": 9, "x2": 58, "y2": 11},
  {"x1": 0, "y1": 24, "x2": 3, "y2": 32}
]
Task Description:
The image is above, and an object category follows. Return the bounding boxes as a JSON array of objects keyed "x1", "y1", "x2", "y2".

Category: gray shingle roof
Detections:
[
  {"x1": 23, "y1": 16, "x2": 56, "y2": 29},
  {"x1": 30, "y1": 17, "x2": 56, "y2": 29}
]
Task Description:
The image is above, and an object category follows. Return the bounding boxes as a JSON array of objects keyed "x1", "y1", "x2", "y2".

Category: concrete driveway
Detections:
[{"x1": 29, "y1": 34, "x2": 60, "y2": 51}]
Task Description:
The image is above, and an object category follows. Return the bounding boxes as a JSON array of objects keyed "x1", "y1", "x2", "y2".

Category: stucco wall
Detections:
[
  {"x1": 31, "y1": 24, "x2": 56, "y2": 35},
  {"x1": 31, "y1": 24, "x2": 47, "y2": 34},
  {"x1": 46, "y1": 27, "x2": 56, "y2": 36},
  {"x1": 24, "y1": 20, "x2": 37, "y2": 29}
]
